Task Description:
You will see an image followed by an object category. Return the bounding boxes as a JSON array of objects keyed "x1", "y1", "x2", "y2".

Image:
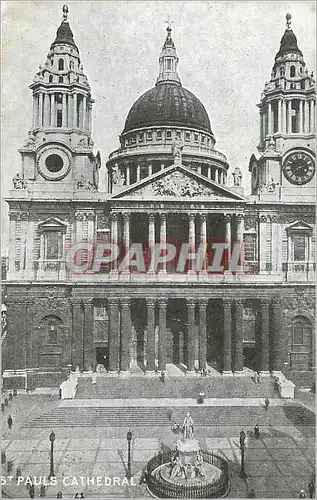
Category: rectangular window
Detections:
[
  {"x1": 185, "y1": 132, "x2": 191, "y2": 141},
  {"x1": 176, "y1": 131, "x2": 181, "y2": 138},
  {"x1": 243, "y1": 234, "x2": 257, "y2": 261},
  {"x1": 147, "y1": 131, "x2": 153, "y2": 140},
  {"x1": 166, "y1": 130, "x2": 172, "y2": 139},
  {"x1": 157, "y1": 130, "x2": 162, "y2": 140},
  {"x1": 48, "y1": 324, "x2": 58, "y2": 344},
  {"x1": 167, "y1": 59, "x2": 171, "y2": 70},
  {"x1": 57, "y1": 110, "x2": 62, "y2": 128},
  {"x1": 194, "y1": 133, "x2": 199, "y2": 142},
  {"x1": 293, "y1": 234, "x2": 306, "y2": 261},
  {"x1": 46, "y1": 232, "x2": 60, "y2": 260}
]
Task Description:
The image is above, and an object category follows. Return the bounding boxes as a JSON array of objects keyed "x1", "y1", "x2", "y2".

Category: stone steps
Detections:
[
  {"x1": 23, "y1": 405, "x2": 315, "y2": 428},
  {"x1": 75, "y1": 375, "x2": 278, "y2": 399}
]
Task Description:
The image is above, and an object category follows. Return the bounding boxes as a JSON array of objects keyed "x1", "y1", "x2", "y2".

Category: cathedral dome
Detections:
[{"x1": 123, "y1": 83, "x2": 212, "y2": 135}]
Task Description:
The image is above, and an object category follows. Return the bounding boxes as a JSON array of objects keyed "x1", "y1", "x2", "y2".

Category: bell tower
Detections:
[
  {"x1": 250, "y1": 14, "x2": 315, "y2": 201},
  {"x1": 18, "y1": 5, "x2": 100, "y2": 194}
]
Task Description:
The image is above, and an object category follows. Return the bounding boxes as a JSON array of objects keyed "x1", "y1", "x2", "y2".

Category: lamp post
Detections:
[
  {"x1": 49, "y1": 430, "x2": 56, "y2": 478},
  {"x1": 239, "y1": 443, "x2": 247, "y2": 479},
  {"x1": 126, "y1": 430, "x2": 133, "y2": 479}
]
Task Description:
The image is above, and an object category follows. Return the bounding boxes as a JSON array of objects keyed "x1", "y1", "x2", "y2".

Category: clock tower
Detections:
[
  {"x1": 249, "y1": 14, "x2": 315, "y2": 202},
  {"x1": 18, "y1": 5, "x2": 100, "y2": 196}
]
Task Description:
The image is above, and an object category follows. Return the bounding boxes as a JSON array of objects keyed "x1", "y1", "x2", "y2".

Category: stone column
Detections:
[
  {"x1": 88, "y1": 103, "x2": 92, "y2": 133},
  {"x1": 267, "y1": 102, "x2": 272, "y2": 135},
  {"x1": 199, "y1": 214, "x2": 207, "y2": 274},
  {"x1": 298, "y1": 100, "x2": 303, "y2": 133},
  {"x1": 148, "y1": 214, "x2": 155, "y2": 273},
  {"x1": 271, "y1": 298, "x2": 284, "y2": 374},
  {"x1": 159, "y1": 213, "x2": 167, "y2": 274},
  {"x1": 161, "y1": 163, "x2": 165, "y2": 171},
  {"x1": 259, "y1": 215, "x2": 268, "y2": 273},
  {"x1": 82, "y1": 95, "x2": 87, "y2": 130},
  {"x1": 32, "y1": 96, "x2": 37, "y2": 128},
  {"x1": 43, "y1": 93, "x2": 49, "y2": 127},
  {"x1": 157, "y1": 298, "x2": 167, "y2": 370},
  {"x1": 126, "y1": 164, "x2": 131, "y2": 185},
  {"x1": 236, "y1": 214, "x2": 245, "y2": 272},
  {"x1": 223, "y1": 298, "x2": 232, "y2": 374},
  {"x1": 198, "y1": 299, "x2": 207, "y2": 370},
  {"x1": 38, "y1": 92, "x2": 43, "y2": 127},
  {"x1": 260, "y1": 299, "x2": 270, "y2": 375},
  {"x1": 83, "y1": 300, "x2": 94, "y2": 371},
  {"x1": 287, "y1": 100, "x2": 292, "y2": 133},
  {"x1": 50, "y1": 93, "x2": 55, "y2": 127},
  {"x1": 260, "y1": 112, "x2": 263, "y2": 140},
  {"x1": 187, "y1": 299, "x2": 196, "y2": 371},
  {"x1": 72, "y1": 299, "x2": 83, "y2": 371},
  {"x1": 73, "y1": 92, "x2": 77, "y2": 128},
  {"x1": 137, "y1": 164, "x2": 141, "y2": 182},
  {"x1": 277, "y1": 99, "x2": 282, "y2": 132},
  {"x1": 188, "y1": 214, "x2": 196, "y2": 274},
  {"x1": 148, "y1": 164, "x2": 152, "y2": 176},
  {"x1": 225, "y1": 214, "x2": 232, "y2": 270},
  {"x1": 62, "y1": 93, "x2": 67, "y2": 127},
  {"x1": 146, "y1": 298, "x2": 156, "y2": 371},
  {"x1": 120, "y1": 298, "x2": 131, "y2": 371},
  {"x1": 281, "y1": 100, "x2": 286, "y2": 133},
  {"x1": 108, "y1": 298, "x2": 119, "y2": 372},
  {"x1": 197, "y1": 165, "x2": 202, "y2": 175},
  {"x1": 68, "y1": 93, "x2": 72, "y2": 128},
  {"x1": 233, "y1": 299, "x2": 244, "y2": 373},
  {"x1": 309, "y1": 100, "x2": 314, "y2": 132},
  {"x1": 110, "y1": 213, "x2": 118, "y2": 272},
  {"x1": 304, "y1": 100, "x2": 309, "y2": 133},
  {"x1": 122, "y1": 213, "x2": 130, "y2": 274}
]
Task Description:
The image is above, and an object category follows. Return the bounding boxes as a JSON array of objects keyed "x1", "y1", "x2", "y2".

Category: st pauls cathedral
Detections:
[{"x1": 2, "y1": 6, "x2": 315, "y2": 390}]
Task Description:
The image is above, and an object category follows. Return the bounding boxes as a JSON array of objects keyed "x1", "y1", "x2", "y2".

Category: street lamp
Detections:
[
  {"x1": 49, "y1": 430, "x2": 56, "y2": 478},
  {"x1": 239, "y1": 443, "x2": 247, "y2": 479},
  {"x1": 126, "y1": 430, "x2": 133, "y2": 479}
]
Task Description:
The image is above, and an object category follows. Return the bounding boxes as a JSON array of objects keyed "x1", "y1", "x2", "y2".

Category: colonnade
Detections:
[
  {"x1": 109, "y1": 211, "x2": 245, "y2": 273},
  {"x1": 32, "y1": 91, "x2": 92, "y2": 131},
  {"x1": 109, "y1": 162, "x2": 227, "y2": 191},
  {"x1": 261, "y1": 98, "x2": 315, "y2": 138},
  {"x1": 100, "y1": 296, "x2": 283, "y2": 374}
]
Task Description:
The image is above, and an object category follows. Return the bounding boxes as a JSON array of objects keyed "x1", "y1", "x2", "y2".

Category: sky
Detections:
[{"x1": 1, "y1": 1, "x2": 316, "y2": 253}]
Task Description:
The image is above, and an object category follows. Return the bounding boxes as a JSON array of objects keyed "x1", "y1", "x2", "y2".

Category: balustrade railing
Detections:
[{"x1": 146, "y1": 450, "x2": 229, "y2": 499}]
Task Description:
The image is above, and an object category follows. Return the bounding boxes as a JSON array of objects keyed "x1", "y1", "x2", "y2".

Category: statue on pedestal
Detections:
[
  {"x1": 12, "y1": 173, "x2": 27, "y2": 189},
  {"x1": 171, "y1": 137, "x2": 184, "y2": 164},
  {"x1": 182, "y1": 412, "x2": 194, "y2": 440},
  {"x1": 232, "y1": 166, "x2": 242, "y2": 187}
]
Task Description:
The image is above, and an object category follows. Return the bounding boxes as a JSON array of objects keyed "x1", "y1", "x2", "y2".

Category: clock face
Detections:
[
  {"x1": 37, "y1": 145, "x2": 71, "y2": 180},
  {"x1": 282, "y1": 152, "x2": 315, "y2": 185}
]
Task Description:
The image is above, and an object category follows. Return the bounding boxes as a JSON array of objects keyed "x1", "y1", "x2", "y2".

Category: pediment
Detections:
[
  {"x1": 38, "y1": 217, "x2": 67, "y2": 231},
  {"x1": 110, "y1": 164, "x2": 245, "y2": 202},
  {"x1": 286, "y1": 220, "x2": 313, "y2": 232}
]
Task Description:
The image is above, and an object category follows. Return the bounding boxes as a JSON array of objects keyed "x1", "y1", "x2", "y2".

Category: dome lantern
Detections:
[{"x1": 156, "y1": 23, "x2": 181, "y2": 86}]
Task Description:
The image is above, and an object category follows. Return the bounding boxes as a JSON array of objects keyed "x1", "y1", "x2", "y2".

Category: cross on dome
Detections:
[
  {"x1": 62, "y1": 4, "x2": 69, "y2": 22},
  {"x1": 286, "y1": 13, "x2": 292, "y2": 30}
]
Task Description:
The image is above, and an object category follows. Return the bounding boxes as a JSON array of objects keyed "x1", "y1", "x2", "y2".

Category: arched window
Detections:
[
  {"x1": 49, "y1": 75, "x2": 53, "y2": 83},
  {"x1": 58, "y1": 76, "x2": 63, "y2": 83},
  {"x1": 58, "y1": 58, "x2": 64, "y2": 71},
  {"x1": 290, "y1": 65, "x2": 295, "y2": 77},
  {"x1": 290, "y1": 316, "x2": 312, "y2": 370},
  {"x1": 70, "y1": 60, "x2": 74, "y2": 70}
]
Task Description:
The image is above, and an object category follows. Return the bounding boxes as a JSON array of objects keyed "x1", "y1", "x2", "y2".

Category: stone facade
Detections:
[{"x1": 3, "y1": 10, "x2": 315, "y2": 389}]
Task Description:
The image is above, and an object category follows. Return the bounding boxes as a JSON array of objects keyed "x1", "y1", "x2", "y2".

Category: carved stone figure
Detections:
[
  {"x1": 112, "y1": 166, "x2": 125, "y2": 187},
  {"x1": 12, "y1": 173, "x2": 27, "y2": 189},
  {"x1": 172, "y1": 137, "x2": 184, "y2": 163},
  {"x1": 182, "y1": 412, "x2": 194, "y2": 440},
  {"x1": 195, "y1": 452, "x2": 205, "y2": 477},
  {"x1": 267, "y1": 177, "x2": 278, "y2": 193},
  {"x1": 24, "y1": 131, "x2": 35, "y2": 147},
  {"x1": 232, "y1": 166, "x2": 242, "y2": 186}
]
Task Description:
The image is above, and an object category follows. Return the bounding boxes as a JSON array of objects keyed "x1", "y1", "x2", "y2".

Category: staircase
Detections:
[
  {"x1": 23, "y1": 404, "x2": 315, "y2": 428},
  {"x1": 75, "y1": 375, "x2": 278, "y2": 399}
]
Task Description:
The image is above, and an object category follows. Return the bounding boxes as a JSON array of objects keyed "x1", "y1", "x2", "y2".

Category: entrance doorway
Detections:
[
  {"x1": 96, "y1": 346, "x2": 109, "y2": 369},
  {"x1": 243, "y1": 344, "x2": 257, "y2": 371}
]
